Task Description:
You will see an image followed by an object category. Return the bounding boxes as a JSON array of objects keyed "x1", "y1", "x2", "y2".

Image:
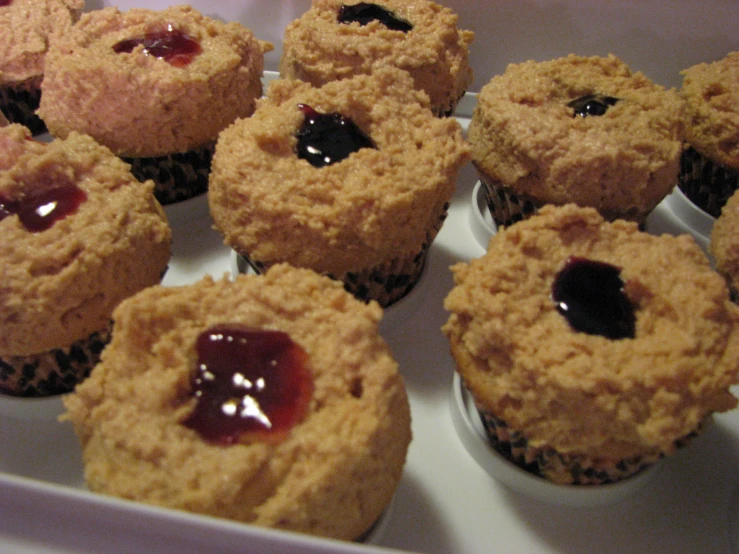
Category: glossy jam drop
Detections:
[
  {"x1": 338, "y1": 3, "x2": 413, "y2": 32},
  {"x1": 567, "y1": 94, "x2": 620, "y2": 117},
  {"x1": 112, "y1": 25, "x2": 202, "y2": 68},
  {"x1": 183, "y1": 325, "x2": 314, "y2": 445},
  {"x1": 296, "y1": 104, "x2": 377, "y2": 168},
  {"x1": 552, "y1": 257, "x2": 635, "y2": 339},
  {"x1": 0, "y1": 178, "x2": 87, "y2": 232}
]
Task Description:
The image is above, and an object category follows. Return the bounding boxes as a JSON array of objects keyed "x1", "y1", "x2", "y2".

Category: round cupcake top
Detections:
[
  {"x1": 711, "y1": 189, "x2": 739, "y2": 293},
  {"x1": 62, "y1": 265, "x2": 411, "y2": 541},
  {"x1": 681, "y1": 51, "x2": 739, "y2": 169},
  {"x1": 37, "y1": 5, "x2": 272, "y2": 157},
  {"x1": 443, "y1": 204, "x2": 739, "y2": 463},
  {"x1": 208, "y1": 67, "x2": 470, "y2": 278},
  {"x1": 279, "y1": 0, "x2": 474, "y2": 116},
  {"x1": 0, "y1": 125, "x2": 171, "y2": 356},
  {"x1": 468, "y1": 54, "x2": 684, "y2": 222},
  {"x1": 0, "y1": 0, "x2": 83, "y2": 85}
]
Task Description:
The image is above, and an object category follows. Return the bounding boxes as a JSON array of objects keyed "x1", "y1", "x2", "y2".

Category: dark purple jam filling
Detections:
[
  {"x1": 0, "y1": 0, "x2": 13, "y2": 7},
  {"x1": 112, "y1": 25, "x2": 202, "y2": 68},
  {"x1": 551, "y1": 257, "x2": 635, "y2": 340},
  {"x1": 296, "y1": 104, "x2": 377, "y2": 168},
  {"x1": 567, "y1": 94, "x2": 620, "y2": 117},
  {"x1": 0, "y1": 178, "x2": 87, "y2": 232},
  {"x1": 183, "y1": 325, "x2": 314, "y2": 446},
  {"x1": 338, "y1": 3, "x2": 413, "y2": 32}
]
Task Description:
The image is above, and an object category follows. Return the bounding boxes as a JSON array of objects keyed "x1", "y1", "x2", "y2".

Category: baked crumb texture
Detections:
[
  {"x1": 443, "y1": 204, "x2": 739, "y2": 484},
  {"x1": 678, "y1": 51, "x2": 739, "y2": 217},
  {"x1": 0, "y1": 125, "x2": 171, "y2": 395},
  {"x1": 209, "y1": 68, "x2": 470, "y2": 306},
  {"x1": 63, "y1": 265, "x2": 412, "y2": 541},
  {"x1": 468, "y1": 54, "x2": 684, "y2": 226},
  {"x1": 279, "y1": 0, "x2": 474, "y2": 117}
]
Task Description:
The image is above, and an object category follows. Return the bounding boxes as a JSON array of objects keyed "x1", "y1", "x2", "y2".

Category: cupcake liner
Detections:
[
  {"x1": 0, "y1": 327, "x2": 110, "y2": 397},
  {"x1": 478, "y1": 175, "x2": 541, "y2": 228},
  {"x1": 0, "y1": 77, "x2": 46, "y2": 135},
  {"x1": 678, "y1": 145, "x2": 739, "y2": 218},
  {"x1": 239, "y1": 204, "x2": 449, "y2": 308},
  {"x1": 122, "y1": 143, "x2": 215, "y2": 205}
]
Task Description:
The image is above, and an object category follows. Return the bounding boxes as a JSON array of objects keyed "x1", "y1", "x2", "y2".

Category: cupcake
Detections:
[
  {"x1": 0, "y1": 124, "x2": 171, "y2": 397},
  {"x1": 711, "y1": 188, "x2": 739, "y2": 299},
  {"x1": 0, "y1": 0, "x2": 83, "y2": 135},
  {"x1": 468, "y1": 54, "x2": 684, "y2": 227},
  {"x1": 62, "y1": 265, "x2": 412, "y2": 541},
  {"x1": 279, "y1": 0, "x2": 474, "y2": 117},
  {"x1": 678, "y1": 52, "x2": 739, "y2": 218},
  {"x1": 208, "y1": 67, "x2": 470, "y2": 307},
  {"x1": 443, "y1": 204, "x2": 739, "y2": 486},
  {"x1": 37, "y1": 5, "x2": 272, "y2": 205}
]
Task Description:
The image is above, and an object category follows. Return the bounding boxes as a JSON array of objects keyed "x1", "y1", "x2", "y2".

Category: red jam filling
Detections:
[
  {"x1": 551, "y1": 256, "x2": 635, "y2": 339},
  {"x1": 0, "y1": 176, "x2": 87, "y2": 232},
  {"x1": 112, "y1": 25, "x2": 202, "y2": 68},
  {"x1": 0, "y1": 0, "x2": 13, "y2": 7},
  {"x1": 296, "y1": 104, "x2": 377, "y2": 168},
  {"x1": 183, "y1": 325, "x2": 314, "y2": 445}
]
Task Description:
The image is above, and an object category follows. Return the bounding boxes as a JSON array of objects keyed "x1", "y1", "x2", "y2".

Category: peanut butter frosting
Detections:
[
  {"x1": 208, "y1": 67, "x2": 470, "y2": 278},
  {"x1": 38, "y1": 5, "x2": 272, "y2": 157},
  {"x1": 711, "y1": 189, "x2": 739, "y2": 293},
  {"x1": 0, "y1": 125, "x2": 171, "y2": 356},
  {"x1": 279, "y1": 0, "x2": 474, "y2": 116},
  {"x1": 63, "y1": 265, "x2": 411, "y2": 541},
  {"x1": 0, "y1": 0, "x2": 83, "y2": 85},
  {"x1": 468, "y1": 54, "x2": 684, "y2": 222},
  {"x1": 680, "y1": 51, "x2": 739, "y2": 169},
  {"x1": 443, "y1": 204, "x2": 739, "y2": 463}
]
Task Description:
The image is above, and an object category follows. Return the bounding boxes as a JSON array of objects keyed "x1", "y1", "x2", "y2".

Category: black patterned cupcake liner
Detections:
[
  {"x1": 122, "y1": 143, "x2": 215, "y2": 206},
  {"x1": 239, "y1": 204, "x2": 449, "y2": 308},
  {"x1": 0, "y1": 327, "x2": 110, "y2": 397},
  {"x1": 0, "y1": 77, "x2": 47, "y2": 135},
  {"x1": 677, "y1": 145, "x2": 739, "y2": 219},
  {"x1": 475, "y1": 408, "x2": 701, "y2": 486},
  {"x1": 478, "y1": 176, "x2": 541, "y2": 229}
]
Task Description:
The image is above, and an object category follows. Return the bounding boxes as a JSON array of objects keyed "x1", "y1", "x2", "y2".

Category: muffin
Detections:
[
  {"x1": 279, "y1": 0, "x2": 474, "y2": 117},
  {"x1": 443, "y1": 204, "x2": 739, "y2": 485},
  {"x1": 678, "y1": 52, "x2": 739, "y2": 218},
  {"x1": 208, "y1": 67, "x2": 470, "y2": 307},
  {"x1": 37, "y1": 5, "x2": 272, "y2": 205},
  {"x1": 0, "y1": 124, "x2": 171, "y2": 397},
  {"x1": 468, "y1": 54, "x2": 684, "y2": 227},
  {"x1": 62, "y1": 265, "x2": 412, "y2": 541},
  {"x1": 0, "y1": 0, "x2": 83, "y2": 135},
  {"x1": 711, "y1": 188, "x2": 739, "y2": 299}
]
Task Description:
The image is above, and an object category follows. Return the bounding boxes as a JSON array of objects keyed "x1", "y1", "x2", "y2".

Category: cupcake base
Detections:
[
  {"x1": 450, "y1": 374, "x2": 661, "y2": 506},
  {"x1": 0, "y1": 328, "x2": 110, "y2": 397},
  {"x1": 0, "y1": 77, "x2": 47, "y2": 135},
  {"x1": 678, "y1": 146, "x2": 739, "y2": 219},
  {"x1": 122, "y1": 143, "x2": 215, "y2": 206}
]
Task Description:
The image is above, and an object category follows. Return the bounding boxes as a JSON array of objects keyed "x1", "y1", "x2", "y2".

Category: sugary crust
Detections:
[
  {"x1": 0, "y1": 0, "x2": 83, "y2": 85},
  {"x1": 37, "y1": 5, "x2": 272, "y2": 157},
  {"x1": 443, "y1": 204, "x2": 739, "y2": 462},
  {"x1": 63, "y1": 265, "x2": 412, "y2": 541},
  {"x1": 208, "y1": 68, "x2": 469, "y2": 277},
  {"x1": 711, "y1": 189, "x2": 739, "y2": 293},
  {"x1": 680, "y1": 52, "x2": 739, "y2": 169},
  {"x1": 468, "y1": 54, "x2": 684, "y2": 221},
  {"x1": 0, "y1": 125, "x2": 171, "y2": 356},
  {"x1": 279, "y1": 0, "x2": 474, "y2": 116}
]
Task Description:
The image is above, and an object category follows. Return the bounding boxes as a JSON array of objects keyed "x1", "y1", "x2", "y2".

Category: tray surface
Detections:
[{"x1": 2, "y1": 2, "x2": 739, "y2": 553}]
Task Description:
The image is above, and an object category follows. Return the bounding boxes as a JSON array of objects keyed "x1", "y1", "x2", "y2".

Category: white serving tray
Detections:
[{"x1": 3, "y1": 2, "x2": 739, "y2": 553}]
